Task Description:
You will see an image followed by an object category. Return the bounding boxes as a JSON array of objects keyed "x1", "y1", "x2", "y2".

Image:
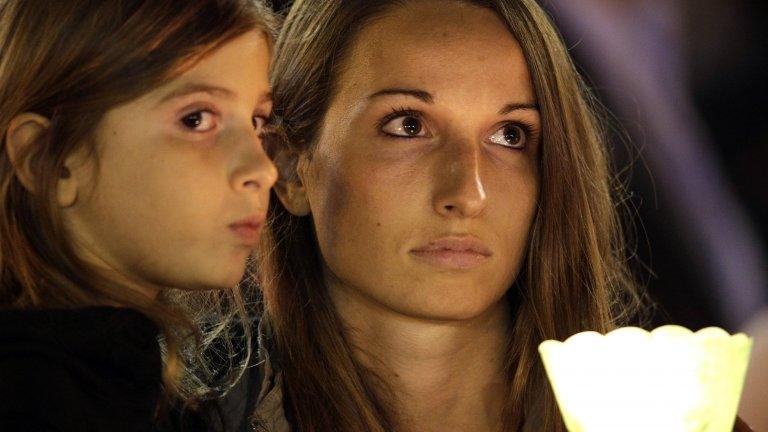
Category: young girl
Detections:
[
  {"x1": 0, "y1": 1, "x2": 277, "y2": 430},
  {"x1": 248, "y1": 0, "x2": 753, "y2": 431}
]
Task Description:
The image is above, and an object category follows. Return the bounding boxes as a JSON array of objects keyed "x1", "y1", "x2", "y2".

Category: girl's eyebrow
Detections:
[
  {"x1": 259, "y1": 91, "x2": 273, "y2": 104},
  {"x1": 157, "y1": 82, "x2": 236, "y2": 105}
]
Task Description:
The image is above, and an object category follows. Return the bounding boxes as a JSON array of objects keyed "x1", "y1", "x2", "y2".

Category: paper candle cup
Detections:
[{"x1": 539, "y1": 326, "x2": 752, "y2": 432}]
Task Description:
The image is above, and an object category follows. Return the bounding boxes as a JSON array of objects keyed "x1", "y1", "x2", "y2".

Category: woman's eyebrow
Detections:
[
  {"x1": 498, "y1": 102, "x2": 539, "y2": 115},
  {"x1": 368, "y1": 88, "x2": 434, "y2": 104},
  {"x1": 368, "y1": 89, "x2": 538, "y2": 116}
]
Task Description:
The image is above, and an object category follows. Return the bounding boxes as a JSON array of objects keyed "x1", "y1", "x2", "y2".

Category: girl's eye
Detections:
[
  {"x1": 180, "y1": 110, "x2": 216, "y2": 132},
  {"x1": 488, "y1": 123, "x2": 527, "y2": 149},
  {"x1": 381, "y1": 115, "x2": 427, "y2": 138}
]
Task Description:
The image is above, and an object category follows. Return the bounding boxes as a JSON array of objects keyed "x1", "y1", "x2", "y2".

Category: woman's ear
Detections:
[
  {"x1": 5, "y1": 113, "x2": 80, "y2": 208},
  {"x1": 5, "y1": 113, "x2": 50, "y2": 193},
  {"x1": 273, "y1": 150, "x2": 311, "y2": 216}
]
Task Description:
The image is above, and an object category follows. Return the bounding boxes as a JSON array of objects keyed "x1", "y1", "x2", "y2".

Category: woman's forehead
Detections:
[
  {"x1": 335, "y1": 2, "x2": 533, "y2": 108},
  {"x1": 351, "y1": 2, "x2": 517, "y2": 66}
]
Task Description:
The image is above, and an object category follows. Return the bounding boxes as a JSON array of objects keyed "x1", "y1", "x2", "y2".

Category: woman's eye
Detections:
[
  {"x1": 381, "y1": 115, "x2": 427, "y2": 138},
  {"x1": 488, "y1": 123, "x2": 527, "y2": 149},
  {"x1": 180, "y1": 110, "x2": 216, "y2": 132}
]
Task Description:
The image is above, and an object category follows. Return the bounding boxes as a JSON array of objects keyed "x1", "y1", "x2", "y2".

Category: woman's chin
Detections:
[{"x1": 386, "y1": 294, "x2": 508, "y2": 323}]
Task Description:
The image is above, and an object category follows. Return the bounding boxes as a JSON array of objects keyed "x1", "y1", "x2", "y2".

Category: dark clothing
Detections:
[
  {"x1": 204, "y1": 315, "x2": 291, "y2": 432},
  {"x1": 237, "y1": 317, "x2": 291, "y2": 432},
  {"x1": 5, "y1": 307, "x2": 750, "y2": 432},
  {"x1": 0, "y1": 307, "x2": 162, "y2": 431}
]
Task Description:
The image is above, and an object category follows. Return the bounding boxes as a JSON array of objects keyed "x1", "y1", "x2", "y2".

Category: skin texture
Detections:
[
  {"x1": 278, "y1": 1, "x2": 541, "y2": 430},
  {"x1": 59, "y1": 31, "x2": 276, "y2": 298}
]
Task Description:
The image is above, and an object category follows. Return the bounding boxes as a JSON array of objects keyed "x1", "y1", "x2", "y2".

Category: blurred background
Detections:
[
  {"x1": 270, "y1": 0, "x2": 768, "y2": 425},
  {"x1": 544, "y1": 0, "x2": 768, "y2": 333},
  {"x1": 541, "y1": 3, "x2": 768, "y2": 425}
]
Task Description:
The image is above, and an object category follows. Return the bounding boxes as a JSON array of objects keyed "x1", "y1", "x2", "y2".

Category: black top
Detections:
[{"x1": 0, "y1": 307, "x2": 163, "y2": 431}]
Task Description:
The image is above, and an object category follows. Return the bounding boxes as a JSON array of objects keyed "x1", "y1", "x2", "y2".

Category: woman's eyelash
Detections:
[
  {"x1": 511, "y1": 120, "x2": 538, "y2": 139},
  {"x1": 376, "y1": 107, "x2": 540, "y2": 144},
  {"x1": 377, "y1": 106, "x2": 421, "y2": 130}
]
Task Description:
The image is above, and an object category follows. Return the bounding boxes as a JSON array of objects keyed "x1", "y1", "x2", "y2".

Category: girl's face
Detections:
[
  {"x1": 292, "y1": 1, "x2": 541, "y2": 320},
  {"x1": 63, "y1": 31, "x2": 276, "y2": 296}
]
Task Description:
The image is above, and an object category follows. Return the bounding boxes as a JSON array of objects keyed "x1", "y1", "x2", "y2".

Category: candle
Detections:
[{"x1": 539, "y1": 326, "x2": 752, "y2": 432}]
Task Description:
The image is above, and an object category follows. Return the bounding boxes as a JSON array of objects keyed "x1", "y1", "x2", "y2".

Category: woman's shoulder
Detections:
[{"x1": 0, "y1": 307, "x2": 162, "y2": 431}]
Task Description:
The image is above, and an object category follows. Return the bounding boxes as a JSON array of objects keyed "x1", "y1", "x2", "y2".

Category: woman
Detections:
[
  {"x1": 0, "y1": 1, "x2": 277, "y2": 430},
  {"x1": 250, "y1": 0, "x2": 752, "y2": 431}
]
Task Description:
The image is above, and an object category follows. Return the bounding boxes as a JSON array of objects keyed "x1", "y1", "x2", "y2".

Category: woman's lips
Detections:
[{"x1": 409, "y1": 236, "x2": 492, "y2": 270}]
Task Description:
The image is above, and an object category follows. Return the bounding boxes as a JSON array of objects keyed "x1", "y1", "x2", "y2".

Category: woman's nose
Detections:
[{"x1": 432, "y1": 138, "x2": 487, "y2": 218}]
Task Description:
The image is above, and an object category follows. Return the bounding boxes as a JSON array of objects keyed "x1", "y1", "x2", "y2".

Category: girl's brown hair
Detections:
[
  {"x1": 258, "y1": 0, "x2": 644, "y2": 430},
  {"x1": 0, "y1": 0, "x2": 277, "y2": 411}
]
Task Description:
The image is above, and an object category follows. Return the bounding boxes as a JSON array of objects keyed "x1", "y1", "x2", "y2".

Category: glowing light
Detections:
[{"x1": 539, "y1": 326, "x2": 752, "y2": 432}]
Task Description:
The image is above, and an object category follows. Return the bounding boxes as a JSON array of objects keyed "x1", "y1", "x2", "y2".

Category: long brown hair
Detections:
[
  {"x1": 0, "y1": 0, "x2": 277, "y2": 410},
  {"x1": 258, "y1": 0, "x2": 643, "y2": 430}
]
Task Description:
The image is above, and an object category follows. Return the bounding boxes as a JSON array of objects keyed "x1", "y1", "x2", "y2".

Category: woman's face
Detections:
[
  {"x1": 63, "y1": 31, "x2": 276, "y2": 296},
  {"x1": 296, "y1": 1, "x2": 540, "y2": 320}
]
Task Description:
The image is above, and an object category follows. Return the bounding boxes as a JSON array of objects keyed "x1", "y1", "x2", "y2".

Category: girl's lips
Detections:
[
  {"x1": 229, "y1": 223, "x2": 262, "y2": 245},
  {"x1": 229, "y1": 215, "x2": 265, "y2": 245}
]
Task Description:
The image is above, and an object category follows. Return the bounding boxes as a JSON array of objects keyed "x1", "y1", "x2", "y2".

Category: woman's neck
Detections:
[{"x1": 331, "y1": 284, "x2": 511, "y2": 432}]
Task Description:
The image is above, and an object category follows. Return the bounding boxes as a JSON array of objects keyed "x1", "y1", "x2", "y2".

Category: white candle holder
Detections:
[{"x1": 539, "y1": 326, "x2": 752, "y2": 432}]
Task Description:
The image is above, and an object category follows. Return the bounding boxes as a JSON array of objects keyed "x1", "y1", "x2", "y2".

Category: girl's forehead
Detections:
[{"x1": 141, "y1": 31, "x2": 272, "y2": 107}]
